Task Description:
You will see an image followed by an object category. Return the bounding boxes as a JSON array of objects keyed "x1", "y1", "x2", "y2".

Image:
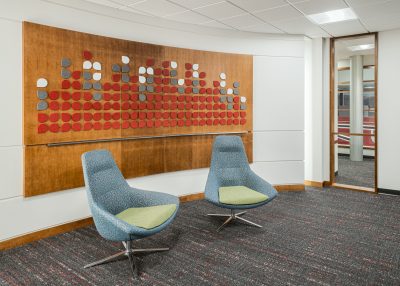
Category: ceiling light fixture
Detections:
[
  {"x1": 307, "y1": 8, "x2": 357, "y2": 25},
  {"x1": 348, "y1": 44, "x2": 375, "y2": 51}
]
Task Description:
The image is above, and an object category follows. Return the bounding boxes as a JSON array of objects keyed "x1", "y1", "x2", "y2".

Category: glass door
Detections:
[{"x1": 331, "y1": 34, "x2": 377, "y2": 192}]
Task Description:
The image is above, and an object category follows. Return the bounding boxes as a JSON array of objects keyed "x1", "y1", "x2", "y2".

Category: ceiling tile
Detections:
[
  {"x1": 254, "y1": 4, "x2": 302, "y2": 23},
  {"x1": 290, "y1": 0, "x2": 348, "y2": 15},
  {"x1": 200, "y1": 20, "x2": 234, "y2": 29},
  {"x1": 194, "y1": 1, "x2": 246, "y2": 20},
  {"x1": 352, "y1": 0, "x2": 400, "y2": 19},
  {"x1": 168, "y1": 0, "x2": 224, "y2": 9},
  {"x1": 129, "y1": 0, "x2": 187, "y2": 17},
  {"x1": 321, "y1": 19, "x2": 368, "y2": 37},
  {"x1": 227, "y1": 0, "x2": 288, "y2": 12},
  {"x1": 273, "y1": 16, "x2": 330, "y2": 37},
  {"x1": 111, "y1": 0, "x2": 144, "y2": 5},
  {"x1": 219, "y1": 13, "x2": 264, "y2": 28},
  {"x1": 83, "y1": 0, "x2": 123, "y2": 8},
  {"x1": 345, "y1": 0, "x2": 390, "y2": 7},
  {"x1": 163, "y1": 10, "x2": 212, "y2": 24},
  {"x1": 240, "y1": 23, "x2": 283, "y2": 34}
]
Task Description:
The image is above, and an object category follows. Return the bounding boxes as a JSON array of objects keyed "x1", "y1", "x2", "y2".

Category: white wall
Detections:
[
  {"x1": 377, "y1": 29, "x2": 400, "y2": 193},
  {"x1": 0, "y1": 0, "x2": 305, "y2": 242}
]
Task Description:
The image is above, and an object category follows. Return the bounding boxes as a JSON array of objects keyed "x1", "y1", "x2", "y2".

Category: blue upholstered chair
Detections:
[
  {"x1": 205, "y1": 136, "x2": 278, "y2": 231},
  {"x1": 81, "y1": 150, "x2": 179, "y2": 277}
]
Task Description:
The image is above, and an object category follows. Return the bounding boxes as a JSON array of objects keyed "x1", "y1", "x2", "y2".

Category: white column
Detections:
[{"x1": 350, "y1": 55, "x2": 364, "y2": 161}]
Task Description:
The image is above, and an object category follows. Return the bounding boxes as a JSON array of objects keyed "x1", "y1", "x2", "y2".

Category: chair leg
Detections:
[
  {"x1": 84, "y1": 250, "x2": 127, "y2": 269},
  {"x1": 207, "y1": 209, "x2": 262, "y2": 231}
]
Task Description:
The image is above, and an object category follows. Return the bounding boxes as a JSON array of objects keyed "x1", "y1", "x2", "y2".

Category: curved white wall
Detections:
[{"x1": 0, "y1": 0, "x2": 305, "y2": 242}]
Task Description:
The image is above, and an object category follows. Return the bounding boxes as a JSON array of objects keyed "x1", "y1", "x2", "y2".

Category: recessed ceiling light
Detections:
[
  {"x1": 348, "y1": 44, "x2": 375, "y2": 52},
  {"x1": 307, "y1": 8, "x2": 357, "y2": 25}
]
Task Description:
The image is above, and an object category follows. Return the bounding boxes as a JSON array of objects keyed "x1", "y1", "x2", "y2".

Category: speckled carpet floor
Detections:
[
  {"x1": 1, "y1": 187, "x2": 399, "y2": 286},
  {"x1": 336, "y1": 156, "x2": 375, "y2": 188}
]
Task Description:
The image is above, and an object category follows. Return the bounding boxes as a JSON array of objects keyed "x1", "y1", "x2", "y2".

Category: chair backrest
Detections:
[
  {"x1": 81, "y1": 150, "x2": 129, "y2": 204},
  {"x1": 210, "y1": 136, "x2": 250, "y2": 186}
]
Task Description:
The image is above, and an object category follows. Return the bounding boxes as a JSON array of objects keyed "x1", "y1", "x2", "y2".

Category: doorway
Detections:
[{"x1": 330, "y1": 33, "x2": 378, "y2": 193}]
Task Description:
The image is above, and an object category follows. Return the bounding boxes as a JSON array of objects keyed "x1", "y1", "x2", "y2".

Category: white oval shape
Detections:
[
  {"x1": 227, "y1": 88, "x2": 233, "y2": 95},
  {"x1": 93, "y1": 61, "x2": 101, "y2": 70},
  {"x1": 139, "y1": 76, "x2": 146, "y2": 83},
  {"x1": 121, "y1": 55, "x2": 130, "y2": 64},
  {"x1": 178, "y1": 79, "x2": 184, "y2": 86},
  {"x1": 83, "y1": 60, "x2": 92, "y2": 70},
  {"x1": 240, "y1": 96, "x2": 247, "y2": 103},
  {"x1": 93, "y1": 72, "x2": 102, "y2": 81},
  {"x1": 171, "y1": 61, "x2": 178, "y2": 69},
  {"x1": 36, "y1": 78, "x2": 48, "y2": 88},
  {"x1": 138, "y1": 66, "x2": 146, "y2": 74},
  {"x1": 220, "y1": 81, "x2": 226, "y2": 87},
  {"x1": 192, "y1": 63, "x2": 199, "y2": 70},
  {"x1": 220, "y1": 72, "x2": 226, "y2": 80},
  {"x1": 193, "y1": 71, "x2": 199, "y2": 78},
  {"x1": 147, "y1": 67, "x2": 154, "y2": 75}
]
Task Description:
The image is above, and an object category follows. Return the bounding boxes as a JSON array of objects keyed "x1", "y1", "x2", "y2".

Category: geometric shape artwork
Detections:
[
  {"x1": 227, "y1": 88, "x2": 233, "y2": 95},
  {"x1": 227, "y1": 96, "x2": 233, "y2": 103},
  {"x1": 178, "y1": 79, "x2": 184, "y2": 86},
  {"x1": 37, "y1": 90, "x2": 48, "y2": 100},
  {"x1": 112, "y1": 64, "x2": 121, "y2": 72},
  {"x1": 192, "y1": 87, "x2": 199, "y2": 94},
  {"x1": 121, "y1": 74, "x2": 130, "y2": 83},
  {"x1": 199, "y1": 72, "x2": 206, "y2": 78},
  {"x1": 122, "y1": 65, "x2": 130, "y2": 73},
  {"x1": 93, "y1": 93, "x2": 102, "y2": 101},
  {"x1": 192, "y1": 80, "x2": 199, "y2": 86},
  {"x1": 93, "y1": 82, "x2": 102, "y2": 90},
  {"x1": 233, "y1": 89, "x2": 239, "y2": 95},
  {"x1": 147, "y1": 85, "x2": 154, "y2": 93},
  {"x1": 240, "y1": 96, "x2": 246, "y2": 103},
  {"x1": 170, "y1": 70, "x2": 177, "y2": 77},
  {"x1": 139, "y1": 76, "x2": 146, "y2": 83},
  {"x1": 83, "y1": 60, "x2": 92, "y2": 70},
  {"x1": 83, "y1": 81, "x2": 92, "y2": 90},
  {"x1": 171, "y1": 61, "x2": 177, "y2": 69},
  {"x1": 178, "y1": 87, "x2": 184, "y2": 94},
  {"x1": 83, "y1": 50, "x2": 93, "y2": 60},
  {"x1": 36, "y1": 78, "x2": 48, "y2": 88},
  {"x1": 146, "y1": 77, "x2": 154, "y2": 84},
  {"x1": 220, "y1": 81, "x2": 226, "y2": 87},
  {"x1": 93, "y1": 61, "x2": 101, "y2": 70},
  {"x1": 170, "y1": 78, "x2": 178, "y2": 85},
  {"x1": 121, "y1": 56, "x2": 130, "y2": 64},
  {"x1": 220, "y1": 88, "x2": 226, "y2": 95},
  {"x1": 61, "y1": 80, "x2": 71, "y2": 89},
  {"x1": 146, "y1": 59, "x2": 155, "y2": 66},
  {"x1": 61, "y1": 69, "x2": 71, "y2": 79},
  {"x1": 240, "y1": 103, "x2": 246, "y2": 110},
  {"x1": 139, "y1": 94, "x2": 146, "y2": 101},
  {"x1": 61, "y1": 58, "x2": 71, "y2": 67},
  {"x1": 192, "y1": 63, "x2": 199, "y2": 71},
  {"x1": 220, "y1": 72, "x2": 226, "y2": 80},
  {"x1": 93, "y1": 72, "x2": 101, "y2": 81},
  {"x1": 146, "y1": 67, "x2": 154, "y2": 75},
  {"x1": 139, "y1": 85, "x2": 146, "y2": 92},
  {"x1": 220, "y1": 96, "x2": 226, "y2": 102},
  {"x1": 233, "y1": 81, "x2": 240, "y2": 88},
  {"x1": 227, "y1": 103, "x2": 233, "y2": 110},
  {"x1": 72, "y1": 81, "x2": 82, "y2": 90},
  {"x1": 193, "y1": 71, "x2": 199, "y2": 78},
  {"x1": 83, "y1": 71, "x2": 92, "y2": 80},
  {"x1": 72, "y1": 71, "x2": 81, "y2": 79},
  {"x1": 213, "y1": 81, "x2": 220, "y2": 87},
  {"x1": 139, "y1": 66, "x2": 146, "y2": 74},
  {"x1": 37, "y1": 100, "x2": 48, "y2": 111},
  {"x1": 185, "y1": 63, "x2": 192, "y2": 70}
]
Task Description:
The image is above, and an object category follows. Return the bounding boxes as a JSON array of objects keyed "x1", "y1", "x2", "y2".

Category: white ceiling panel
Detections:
[
  {"x1": 111, "y1": 0, "x2": 144, "y2": 5},
  {"x1": 219, "y1": 13, "x2": 264, "y2": 28},
  {"x1": 290, "y1": 0, "x2": 348, "y2": 15},
  {"x1": 352, "y1": 0, "x2": 400, "y2": 19},
  {"x1": 345, "y1": 0, "x2": 390, "y2": 7},
  {"x1": 168, "y1": 0, "x2": 224, "y2": 10},
  {"x1": 163, "y1": 10, "x2": 213, "y2": 24},
  {"x1": 193, "y1": 1, "x2": 246, "y2": 20},
  {"x1": 227, "y1": 0, "x2": 288, "y2": 12},
  {"x1": 84, "y1": 0, "x2": 122, "y2": 8},
  {"x1": 254, "y1": 4, "x2": 302, "y2": 23},
  {"x1": 201, "y1": 20, "x2": 234, "y2": 29},
  {"x1": 322, "y1": 19, "x2": 368, "y2": 37},
  {"x1": 274, "y1": 16, "x2": 330, "y2": 37},
  {"x1": 240, "y1": 23, "x2": 283, "y2": 34},
  {"x1": 129, "y1": 0, "x2": 187, "y2": 17}
]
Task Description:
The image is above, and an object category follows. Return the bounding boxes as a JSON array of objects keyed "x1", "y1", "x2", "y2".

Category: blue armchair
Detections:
[
  {"x1": 205, "y1": 135, "x2": 278, "y2": 231},
  {"x1": 81, "y1": 150, "x2": 179, "y2": 277}
]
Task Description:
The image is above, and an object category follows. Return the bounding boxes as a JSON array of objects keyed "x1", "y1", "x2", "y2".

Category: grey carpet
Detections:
[
  {"x1": 335, "y1": 156, "x2": 375, "y2": 188},
  {"x1": 1, "y1": 187, "x2": 399, "y2": 286}
]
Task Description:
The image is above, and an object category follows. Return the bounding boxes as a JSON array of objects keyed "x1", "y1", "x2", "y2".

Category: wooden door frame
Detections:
[{"x1": 329, "y1": 32, "x2": 378, "y2": 193}]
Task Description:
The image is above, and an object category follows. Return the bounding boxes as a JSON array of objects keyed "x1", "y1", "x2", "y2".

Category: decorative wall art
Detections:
[{"x1": 23, "y1": 22, "x2": 253, "y2": 197}]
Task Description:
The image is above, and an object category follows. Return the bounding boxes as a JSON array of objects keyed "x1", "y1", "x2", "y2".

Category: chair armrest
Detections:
[
  {"x1": 205, "y1": 170, "x2": 220, "y2": 204},
  {"x1": 246, "y1": 170, "x2": 278, "y2": 199}
]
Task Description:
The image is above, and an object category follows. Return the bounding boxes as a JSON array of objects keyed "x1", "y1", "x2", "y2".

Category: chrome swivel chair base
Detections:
[
  {"x1": 84, "y1": 241, "x2": 169, "y2": 277},
  {"x1": 207, "y1": 209, "x2": 262, "y2": 232}
]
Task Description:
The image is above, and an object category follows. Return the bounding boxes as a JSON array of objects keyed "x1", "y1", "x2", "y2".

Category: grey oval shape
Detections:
[
  {"x1": 227, "y1": 103, "x2": 233, "y2": 110},
  {"x1": 83, "y1": 71, "x2": 92, "y2": 80},
  {"x1": 37, "y1": 90, "x2": 48, "y2": 100},
  {"x1": 170, "y1": 70, "x2": 177, "y2": 77},
  {"x1": 139, "y1": 94, "x2": 147, "y2": 101},
  {"x1": 122, "y1": 74, "x2": 130, "y2": 83},
  {"x1": 178, "y1": 87, "x2": 185, "y2": 94},
  {"x1": 147, "y1": 85, "x2": 154, "y2": 93},
  {"x1": 227, "y1": 96, "x2": 233, "y2": 103},
  {"x1": 233, "y1": 89, "x2": 240, "y2": 95},
  {"x1": 121, "y1": 65, "x2": 130, "y2": 73},
  {"x1": 219, "y1": 96, "x2": 226, "y2": 103},
  {"x1": 37, "y1": 100, "x2": 48, "y2": 111},
  {"x1": 112, "y1": 64, "x2": 121, "y2": 72},
  {"x1": 61, "y1": 58, "x2": 71, "y2": 67},
  {"x1": 170, "y1": 78, "x2": 178, "y2": 85},
  {"x1": 139, "y1": 85, "x2": 146, "y2": 92},
  {"x1": 146, "y1": 76, "x2": 154, "y2": 84},
  {"x1": 93, "y1": 82, "x2": 102, "y2": 90},
  {"x1": 240, "y1": 104, "x2": 247, "y2": 110},
  {"x1": 192, "y1": 87, "x2": 199, "y2": 94},
  {"x1": 93, "y1": 93, "x2": 102, "y2": 101},
  {"x1": 233, "y1": 82, "x2": 240, "y2": 88},
  {"x1": 61, "y1": 69, "x2": 71, "y2": 79},
  {"x1": 83, "y1": 81, "x2": 92, "y2": 90},
  {"x1": 192, "y1": 80, "x2": 199, "y2": 86},
  {"x1": 220, "y1": 88, "x2": 226, "y2": 95}
]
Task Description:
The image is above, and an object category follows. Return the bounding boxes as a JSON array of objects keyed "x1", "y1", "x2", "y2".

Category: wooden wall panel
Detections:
[
  {"x1": 25, "y1": 133, "x2": 252, "y2": 197},
  {"x1": 23, "y1": 22, "x2": 253, "y2": 197}
]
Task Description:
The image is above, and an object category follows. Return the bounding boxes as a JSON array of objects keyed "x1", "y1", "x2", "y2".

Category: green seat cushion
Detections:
[
  {"x1": 219, "y1": 186, "x2": 268, "y2": 205},
  {"x1": 116, "y1": 204, "x2": 176, "y2": 229}
]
